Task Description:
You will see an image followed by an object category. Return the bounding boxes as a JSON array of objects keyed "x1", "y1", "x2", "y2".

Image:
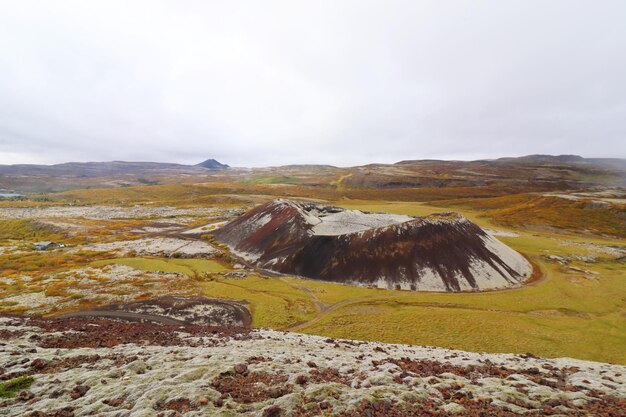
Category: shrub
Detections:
[{"x1": 0, "y1": 376, "x2": 35, "y2": 398}]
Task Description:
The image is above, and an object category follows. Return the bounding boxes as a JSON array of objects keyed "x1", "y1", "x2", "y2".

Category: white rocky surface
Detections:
[
  {"x1": 0, "y1": 246, "x2": 13, "y2": 255},
  {"x1": 75, "y1": 237, "x2": 217, "y2": 257},
  {"x1": 479, "y1": 235, "x2": 534, "y2": 286},
  {"x1": 0, "y1": 206, "x2": 217, "y2": 220},
  {"x1": 275, "y1": 200, "x2": 414, "y2": 236},
  {"x1": 0, "y1": 265, "x2": 192, "y2": 314},
  {"x1": 0, "y1": 277, "x2": 16, "y2": 285},
  {"x1": 0, "y1": 292, "x2": 63, "y2": 309},
  {"x1": 557, "y1": 239, "x2": 626, "y2": 259},
  {"x1": 485, "y1": 229, "x2": 520, "y2": 238},
  {"x1": 182, "y1": 221, "x2": 228, "y2": 235},
  {"x1": 309, "y1": 210, "x2": 414, "y2": 236},
  {"x1": 131, "y1": 303, "x2": 236, "y2": 325},
  {"x1": 347, "y1": 233, "x2": 532, "y2": 291},
  {"x1": 34, "y1": 220, "x2": 95, "y2": 235},
  {"x1": 0, "y1": 318, "x2": 624, "y2": 416},
  {"x1": 543, "y1": 191, "x2": 626, "y2": 205},
  {"x1": 130, "y1": 225, "x2": 183, "y2": 234}
]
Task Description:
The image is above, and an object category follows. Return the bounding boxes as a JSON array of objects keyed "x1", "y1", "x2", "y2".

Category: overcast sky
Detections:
[{"x1": 0, "y1": 1, "x2": 625, "y2": 167}]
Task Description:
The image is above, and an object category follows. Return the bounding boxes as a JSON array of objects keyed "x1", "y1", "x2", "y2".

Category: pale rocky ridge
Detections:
[{"x1": 74, "y1": 237, "x2": 217, "y2": 258}]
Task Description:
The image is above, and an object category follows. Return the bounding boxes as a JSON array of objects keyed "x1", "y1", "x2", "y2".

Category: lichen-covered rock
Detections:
[{"x1": 1, "y1": 316, "x2": 624, "y2": 416}]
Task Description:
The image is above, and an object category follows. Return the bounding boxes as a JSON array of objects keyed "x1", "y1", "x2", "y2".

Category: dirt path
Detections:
[
  {"x1": 278, "y1": 278, "x2": 328, "y2": 313},
  {"x1": 287, "y1": 295, "x2": 399, "y2": 332},
  {"x1": 287, "y1": 260, "x2": 550, "y2": 332},
  {"x1": 332, "y1": 173, "x2": 353, "y2": 191}
]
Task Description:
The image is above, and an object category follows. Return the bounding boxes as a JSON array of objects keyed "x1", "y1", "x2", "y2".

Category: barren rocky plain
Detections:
[{"x1": 1, "y1": 155, "x2": 625, "y2": 415}]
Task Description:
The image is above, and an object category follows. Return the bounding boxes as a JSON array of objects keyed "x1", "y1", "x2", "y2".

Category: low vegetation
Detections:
[
  {"x1": 0, "y1": 251, "x2": 107, "y2": 278},
  {"x1": 89, "y1": 258, "x2": 318, "y2": 328},
  {"x1": 1, "y1": 168, "x2": 625, "y2": 365},
  {"x1": 0, "y1": 376, "x2": 34, "y2": 398},
  {"x1": 0, "y1": 219, "x2": 65, "y2": 241},
  {"x1": 282, "y1": 201, "x2": 625, "y2": 364},
  {"x1": 438, "y1": 194, "x2": 626, "y2": 238},
  {"x1": 68, "y1": 204, "x2": 623, "y2": 364},
  {"x1": 92, "y1": 257, "x2": 230, "y2": 277}
]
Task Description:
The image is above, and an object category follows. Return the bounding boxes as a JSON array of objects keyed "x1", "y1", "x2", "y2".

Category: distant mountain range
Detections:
[
  {"x1": 1, "y1": 155, "x2": 624, "y2": 175},
  {"x1": 396, "y1": 154, "x2": 626, "y2": 169},
  {"x1": 496, "y1": 154, "x2": 586, "y2": 163},
  {"x1": 493, "y1": 154, "x2": 626, "y2": 169},
  {"x1": 0, "y1": 155, "x2": 624, "y2": 194},
  {"x1": 0, "y1": 159, "x2": 230, "y2": 177}
]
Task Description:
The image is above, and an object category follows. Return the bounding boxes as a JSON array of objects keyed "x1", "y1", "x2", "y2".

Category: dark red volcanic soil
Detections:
[
  {"x1": 215, "y1": 200, "x2": 529, "y2": 291},
  {"x1": 11, "y1": 317, "x2": 250, "y2": 350},
  {"x1": 217, "y1": 199, "x2": 313, "y2": 260},
  {"x1": 279, "y1": 216, "x2": 520, "y2": 291}
]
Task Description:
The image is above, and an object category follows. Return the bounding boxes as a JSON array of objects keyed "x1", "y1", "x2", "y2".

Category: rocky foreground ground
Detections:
[{"x1": 0, "y1": 317, "x2": 624, "y2": 417}]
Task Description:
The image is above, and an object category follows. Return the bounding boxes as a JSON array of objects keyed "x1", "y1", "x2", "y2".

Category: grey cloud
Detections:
[{"x1": 0, "y1": 0, "x2": 624, "y2": 166}]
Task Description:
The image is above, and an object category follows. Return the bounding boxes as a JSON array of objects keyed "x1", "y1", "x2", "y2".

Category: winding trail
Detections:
[{"x1": 285, "y1": 260, "x2": 550, "y2": 332}]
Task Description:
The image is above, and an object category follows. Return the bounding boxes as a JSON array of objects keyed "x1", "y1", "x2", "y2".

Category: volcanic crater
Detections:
[{"x1": 214, "y1": 200, "x2": 532, "y2": 291}]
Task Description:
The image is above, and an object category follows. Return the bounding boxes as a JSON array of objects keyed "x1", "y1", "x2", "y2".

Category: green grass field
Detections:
[
  {"x1": 91, "y1": 258, "x2": 318, "y2": 328},
  {"x1": 92, "y1": 257, "x2": 230, "y2": 277},
  {"x1": 3, "y1": 187, "x2": 623, "y2": 365},
  {"x1": 199, "y1": 277, "x2": 317, "y2": 328},
  {"x1": 288, "y1": 201, "x2": 626, "y2": 364},
  {"x1": 88, "y1": 200, "x2": 625, "y2": 364}
]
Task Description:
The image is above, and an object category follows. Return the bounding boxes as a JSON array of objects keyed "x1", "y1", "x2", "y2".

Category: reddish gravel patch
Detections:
[
  {"x1": 211, "y1": 371, "x2": 292, "y2": 403},
  {"x1": 579, "y1": 395, "x2": 626, "y2": 416},
  {"x1": 385, "y1": 357, "x2": 515, "y2": 379},
  {"x1": 2, "y1": 354, "x2": 105, "y2": 381},
  {"x1": 386, "y1": 357, "x2": 582, "y2": 391},
  {"x1": 36, "y1": 355, "x2": 102, "y2": 374},
  {"x1": 102, "y1": 396, "x2": 128, "y2": 407},
  {"x1": 14, "y1": 317, "x2": 250, "y2": 348},
  {"x1": 25, "y1": 407, "x2": 75, "y2": 417},
  {"x1": 154, "y1": 398, "x2": 199, "y2": 413},
  {"x1": 246, "y1": 355, "x2": 271, "y2": 364},
  {"x1": 308, "y1": 368, "x2": 353, "y2": 386},
  {"x1": 371, "y1": 359, "x2": 624, "y2": 416},
  {"x1": 338, "y1": 398, "x2": 531, "y2": 417},
  {"x1": 0, "y1": 329, "x2": 24, "y2": 340},
  {"x1": 336, "y1": 396, "x2": 626, "y2": 417}
]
